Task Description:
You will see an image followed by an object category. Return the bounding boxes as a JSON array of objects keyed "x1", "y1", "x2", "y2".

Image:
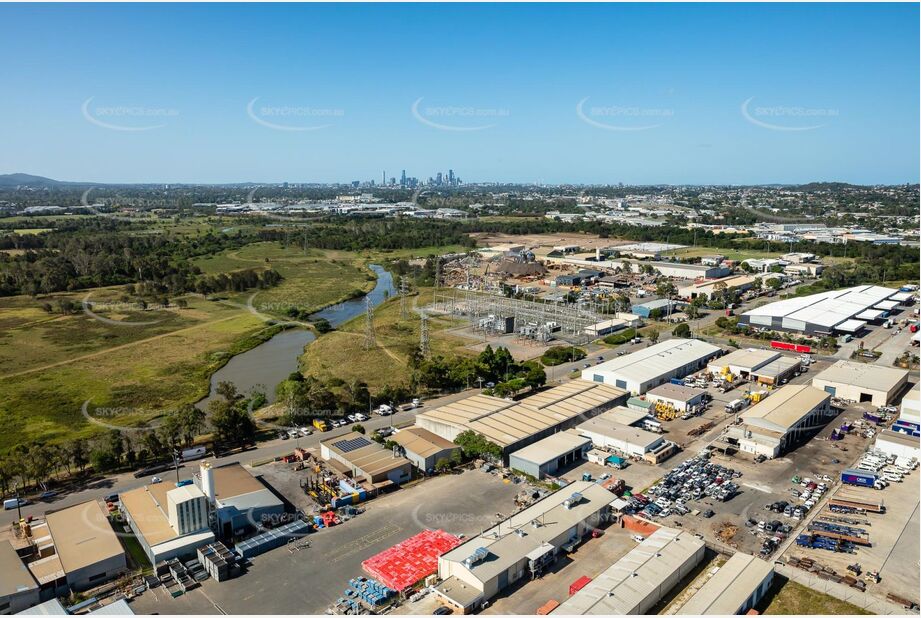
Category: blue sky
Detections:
[{"x1": 1, "y1": 3, "x2": 918, "y2": 184}]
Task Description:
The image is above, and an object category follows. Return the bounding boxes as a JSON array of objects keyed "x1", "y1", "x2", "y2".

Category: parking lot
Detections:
[
  {"x1": 131, "y1": 470, "x2": 521, "y2": 615},
  {"x1": 779, "y1": 453, "x2": 921, "y2": 605}
]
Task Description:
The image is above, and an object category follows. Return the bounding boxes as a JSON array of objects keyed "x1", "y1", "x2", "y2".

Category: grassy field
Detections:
[
  {"x1": 300, "y1": 288, "x2": 470, "y2": 390},
  {"x1": 0, "y1": 304, "x2": 275, "y2": 450},
  {"x1": 760, "y1": 579, "x2": 871, "y2": 615},
  {"x1": 0, "y1": 291, "x2": 245, "y2": 377},
  {"x1": 192, "y1": 242, "x2": 378, "y2": 317},
  {"x1": 0, "y1": 242, "x2": 468, "y2": 450}
]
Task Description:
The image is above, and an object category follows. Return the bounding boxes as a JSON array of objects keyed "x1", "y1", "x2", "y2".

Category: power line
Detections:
[{"x1": 363, "y1": 296, "x2": 376, "y2": 350}]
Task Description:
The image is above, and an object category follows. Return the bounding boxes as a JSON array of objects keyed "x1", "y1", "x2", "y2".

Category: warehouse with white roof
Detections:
[
  {"x1": 415, "y1": 381, "x2": 627, "y2": 461},
  {"x1": 811, "y1": 360, "x2": 908, "y2": 406},
  {"x1": 508, "y1": 431, "x2": 592, "y2": 479},
  {"x1": 552, "y1": 527, "x2": 705, "y2": 615},
  {"x1": 582, "y1": 339, "x2": 723, "y2": 395},
  {"x1": 434, "y1": 481, "x2": 613, "y2": 612},
  {"x1": 738, "y1": 285, "x2": 899, "y2": 335},
  {"x1": 676, "y1": 552, "x2": 774, "y2": 615},
  {"x1": 575, "y1": 410, "x2": 677, "y2": 463},
  {"x1": 725, "y1": 384, "x2": 833, "y2": 458}
]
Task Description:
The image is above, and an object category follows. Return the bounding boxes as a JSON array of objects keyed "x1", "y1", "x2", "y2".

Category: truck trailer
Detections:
[{"x1": 841, "y1": 469, "x2": 877, "y2": 488}]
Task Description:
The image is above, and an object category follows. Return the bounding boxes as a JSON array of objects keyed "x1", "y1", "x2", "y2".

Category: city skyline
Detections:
[{"x1": 0, "y1": 3, "x2": 918, "y2": 185}]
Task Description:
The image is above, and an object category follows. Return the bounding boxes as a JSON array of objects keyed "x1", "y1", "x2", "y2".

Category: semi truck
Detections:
[{"x1": 841, "y1": 469, "x2": 877, "y2": 488}]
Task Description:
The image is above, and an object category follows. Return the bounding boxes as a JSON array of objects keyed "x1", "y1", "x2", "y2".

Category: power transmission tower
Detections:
[
  {"x1": 363, "y1": 296, "x2": 376, "y2": 350},
  {"x1": 400, "y1": 277, "x2": 409, "y2": 320},
  {"x1": 419, "y1": 312, "x2": 430, "y2": 358}
]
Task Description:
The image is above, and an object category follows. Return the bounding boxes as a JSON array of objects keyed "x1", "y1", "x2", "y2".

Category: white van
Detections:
[
  {"x1": 3, "y1": 498, "x2": 26, "y2": 510},
  {"x1": 725, "y1": 399, "x2": 745, "y2": 413}
]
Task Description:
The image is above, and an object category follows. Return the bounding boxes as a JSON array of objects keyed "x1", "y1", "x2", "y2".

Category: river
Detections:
[{"x1": 196, "y1": 264, "x2": 395, "y2": 409}]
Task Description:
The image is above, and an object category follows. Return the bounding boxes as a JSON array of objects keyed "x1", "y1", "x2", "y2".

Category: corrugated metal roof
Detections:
[
  {"x1": 416, "y1": 382, "x2": 625, "y2": 448},
  {"x1": 742, "y1": 285, "x2": 897, "y2": 330},
  {"x1": 740, "y1": 384, "x2": 830, "y2": 433},
  {"x1": 676, "y1": 553, "x2": 773, "y2": 615},
  {"x1": 322, "y1": 431, "x2": 411, "y2": 476},
  {"x1": 391, "y1": 427, "x2": 459, "y2": 458},
  {"x1": 44, "y1": 501, "x2": 124, "y2": 575},
  {"x1": 647, "y1": 383, "x2": 706, "y2": 403},
  {"x1": 509, "y1": 430, "x2": 592, "y2": 466},
  {"x1": 440, "y1": 482, "x2": 612, "y2": 585},
  {"x1": 712, "y1": 348, "x2": 780, "y2": 372},
  {"x1": 812, "y1": 360, "x2": 908, "y2": 392},
  {"x1": 0, "y1": 539, "x2": 37, "y2": 598},
  {"x1": 553, "y1": 527, "x2": 705, "y2": 614},
  {"x1": 585, "y1": 339, "x2": 722, "y2": 386}
]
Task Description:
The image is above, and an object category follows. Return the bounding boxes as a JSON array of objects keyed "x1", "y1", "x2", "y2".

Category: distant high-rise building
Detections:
[
  {"x1": 436, "y1": 172, "x2": 443, "y2": 185},
  {"x1": 382, "y1": 171, "x2": 386, "y2": 186},
  {"x1": 448, "y1": 169, "x2": 455, "y2": 186},
  {"x1": 400, "y1": 170, "x2": 406, "y2": 187}
]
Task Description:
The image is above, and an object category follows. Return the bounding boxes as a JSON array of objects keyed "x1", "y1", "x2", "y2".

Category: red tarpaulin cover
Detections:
[{"x1": 361, "y1": 529, "x2": 461, "y2": 591}]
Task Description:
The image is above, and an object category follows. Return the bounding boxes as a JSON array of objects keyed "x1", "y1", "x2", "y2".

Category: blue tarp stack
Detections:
[{"x1": 345, "y1": 576, "x2": 395, "y2": 607}]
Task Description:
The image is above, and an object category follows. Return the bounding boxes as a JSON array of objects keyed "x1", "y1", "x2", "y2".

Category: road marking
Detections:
[
  {"x1": 743, "y1": 482, "x2": 772, "y2": 493},
  {"x1": 322, "y1": 522, "x2": 403, "y2": 562}
]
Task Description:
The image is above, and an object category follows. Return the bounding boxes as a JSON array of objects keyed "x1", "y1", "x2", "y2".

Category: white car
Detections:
[
  {"x1": 151, "y1": 476, "x2": 162, "y2": 484},
  {"x1": 347, "y1": 414, "x2": 359, "y2": 423},
  {"x1": 298, "y1": 427, "x2": 312, "y2": 437},
  {"x1": 631, "y1": 535, "x2": 645, "y2": 543},
  {"x1": 355, "y1": 413, "x2": 368, "y2": 422}
]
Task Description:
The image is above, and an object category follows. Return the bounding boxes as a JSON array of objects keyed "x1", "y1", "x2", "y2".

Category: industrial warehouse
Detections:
[
  {"x1": 575, "y1": 408, "x2": 677, "y2": 463},
  {"x1": 552, "y1": 527, "x2": 706, "y2": 615},
  {"x1": 582, "y1": 338, "x2": 722, "y2": 394},
  {"x1": 737, "y1": 284, "x2": 902, "y2": 335},
  {"x1": 120, "y1": 461, "x2": 285, "y2": 563},
  {"x1": 675, "y1": 552, "x2": 774, "y2": 615},
  {"x1": 644, "y1": 383, "x2": 707, "y2": 414},
  {"x1": 508, "y1": 430, "x2": 592, "y2": 479},
  {"x1": 320, "y1": 432, "x2": 413, "y2": 485},
  {"x1": 811, "y1": 360, "x2": 909, "y2": 406},
  {"x1": 0, "y1": 540, "x2": 39, "y2": 613},
  {"x1": 434, "y1": 481, "x2": 613, "y2": 612},
  {"x1": 389, "y1": 426, "x2": 461, "y2": 472},
  {"x1": 25, "y1": 501, "x2": 127, "y2": 594},
  {"x1": 414, "y1": 381, "x2": 627, "y2": 460},
  {"x1": 120, "y1": 480, "x2": 216, "y2": 564},
  {"x1": 725, "y1": 384, "x2": 834, "y2": 458},
  {"x1": 708, "y1": 348, "x2": 801, "y2": 385}
]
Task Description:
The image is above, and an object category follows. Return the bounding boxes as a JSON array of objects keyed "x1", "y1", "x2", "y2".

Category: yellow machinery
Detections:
[{"x1": 654, "y1": 400, "x2": 677, "y2": 421}]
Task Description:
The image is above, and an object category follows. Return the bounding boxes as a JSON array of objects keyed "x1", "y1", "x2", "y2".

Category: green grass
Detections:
[
  {"x1": 114, "y1": 519, "x2": 153, "y2": 571},
  {"x1": 0, "y1": 309, "x2": 275, "y2": 451},
  {"x1": 300, "y1": 288, "x2": 470, "y2": 390},
  {"x1": 760, "y1": 579, "x2": 871, "y2": 615},
  {"x1": 0, "y1": 242, "x2": 468, "y2": 451},
  {"x1": 192, "y1": 243, "x2": 378, "y2": 317}
]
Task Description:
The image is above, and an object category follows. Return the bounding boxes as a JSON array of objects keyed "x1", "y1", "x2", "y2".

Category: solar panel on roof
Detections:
[{"x1": 333, "y1": 437, "x2": 372, "y2": 452}]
